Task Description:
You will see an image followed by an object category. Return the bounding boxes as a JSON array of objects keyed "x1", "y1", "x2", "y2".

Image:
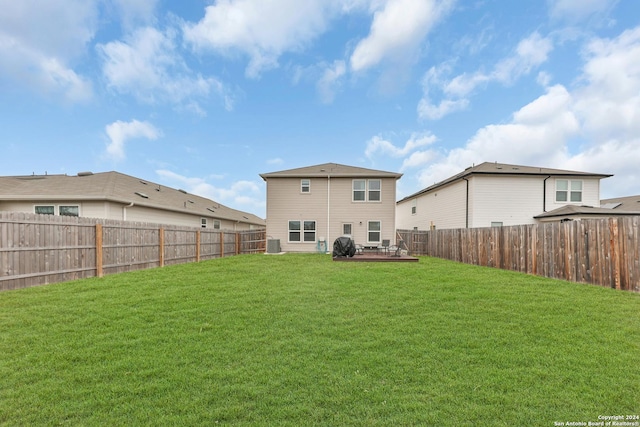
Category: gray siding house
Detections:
[{"x1": 0, "y1": 171, "x2": 265, "y2": 230}]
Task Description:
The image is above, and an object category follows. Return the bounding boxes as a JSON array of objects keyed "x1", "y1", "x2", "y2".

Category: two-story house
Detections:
[
  {"x1": 260, "y1": 163, "x2": 402, "y2": 253},
  {"x1": 396, "y1": 162, "x2": 613, "y2": 230}
]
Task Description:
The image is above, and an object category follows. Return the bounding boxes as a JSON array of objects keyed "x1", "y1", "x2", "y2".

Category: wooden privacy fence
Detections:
[
  {"x1": 398, "y1": 216, "x2": 640, "y2": 292},
  {"x1": 0, "y1": 212, "x2": 266, "y2": 291}
]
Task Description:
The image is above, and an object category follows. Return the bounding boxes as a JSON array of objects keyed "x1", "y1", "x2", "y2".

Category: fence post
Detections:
[
  {"x1": 196, "y1": 230, "x2": 201, "y2": 262},
  {"x1": 96, "y1": 223, "x2": 103, "y2": 278},
  {"x1": 159, "y1": 227, "x2": 165, "y2": 267},
  {"x1": 236, "y1": 232, "x2": 240, "y2": 255},
  {"x1": 610, "y1": 219, "x2": 621, "y2": 290},
  {"x1": 220, "y1": 232, "x2": 225, "y2": 257}
]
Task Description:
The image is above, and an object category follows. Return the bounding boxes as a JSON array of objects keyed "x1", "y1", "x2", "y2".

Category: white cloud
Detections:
[
  {"x1": 110, "y1": 0, "x2": 160, "y2": 29},
  {"x1": 105, "y1": 119, "x2": 162, "y2": 160},
  {"x1": 365, "y1": 132, "x2": 437, "y2": 160},
  {"x1": 182, "y1": 0, "x2": 335, "y2": 78},
  {"x1": 417, "y1": 97, "x2": 469, "y2": 120},
  {"x1": 155, "y1": 169, "x2": 265, "y2": 215},
  {"x1": 418, "y1": 32, "x2": 553, "y2": 120},
  {"x1": 350, "y1": 0, "x2": 454, "y2": 72},
  {"x1": 0, "y1": 0, "x2": 96, "y2": 102},
  {"x1": 548, "y1": 0, "x2": 617, "y2": 22},
  {"x1": 412, "y1": 26, "x2": 640, "y2": 199},
  {"x1": 317, "y1": 60, "x2": 346, "y2": 104},
  {"x1": 98, "y1": 26, "x2": 232, "y2": 112}
]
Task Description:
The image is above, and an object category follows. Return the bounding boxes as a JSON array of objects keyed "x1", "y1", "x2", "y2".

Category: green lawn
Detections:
[{"x1": 1, "y1": 254, "x2": 639, "y2": 426}]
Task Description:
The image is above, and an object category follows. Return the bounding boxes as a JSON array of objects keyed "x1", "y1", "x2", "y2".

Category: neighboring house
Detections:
[
  {"x1": 534, "y1": 194, "x2": 640, "y2": 222},
  {"x1": 260, "y1": 163, "x2": 402, "y2": 253},
  {"x1": 0, "y1": 171, "x2": 265, "y2": 230},
  {"x1": 396, "y1": 162, "x2": 613, "y2": 230}
]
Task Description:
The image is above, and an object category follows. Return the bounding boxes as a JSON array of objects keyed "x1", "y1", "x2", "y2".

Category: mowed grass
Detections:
[{"x1": 1, "y1": 254, "x2": 639, "y2": 426}]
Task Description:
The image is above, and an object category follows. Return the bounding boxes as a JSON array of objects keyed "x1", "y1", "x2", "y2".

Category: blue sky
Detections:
[{"x1": 1, "y1": 0, "x2": 639, "y2": 219}]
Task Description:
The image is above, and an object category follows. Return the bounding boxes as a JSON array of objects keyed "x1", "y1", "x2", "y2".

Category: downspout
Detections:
[
  {"x1": 326, "y1": 174, "x2": 331, "y2": 253},
  {"x1": 123, "y1": 202, "x2": 134, "y2": 221},
  {"x1": 542, "y1": 176, "x2": 551, "y2": 212},
  {"x1": 462, "y1": 177, "x2": 469, "y2": 228}
]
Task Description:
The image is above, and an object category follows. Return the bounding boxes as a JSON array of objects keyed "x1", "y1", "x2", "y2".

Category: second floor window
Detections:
[
  {"x1": 556, "y1": 179, "x2": 582, "y2": 203},
  {"x1": 301, "y1": 179, "x2": 310, "y2": 193},
  {"x1": 353, "y1": 179, "x2": 381, "y2": 202}
]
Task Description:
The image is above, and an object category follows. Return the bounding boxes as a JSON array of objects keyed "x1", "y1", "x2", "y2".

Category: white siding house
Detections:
[
  {"x1": 260, "y1": 163, "x2": 402, "y2": 253},
  {"x1": 0, "y1": 172, "x2": 265, "y2": 230},
  {"x1": 397, "y1": 162, "x2": 612, "y2": 230}
]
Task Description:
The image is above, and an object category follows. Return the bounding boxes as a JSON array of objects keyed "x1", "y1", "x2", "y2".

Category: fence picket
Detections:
[
  {"x1": 0, "y1": 212, "x2": 266, "y2": 291},
  {"x1": 398, "y1": 216, "x2": 640, "y2": 292}
]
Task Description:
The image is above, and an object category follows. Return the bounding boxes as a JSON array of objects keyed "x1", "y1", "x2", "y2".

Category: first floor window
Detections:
[
  {"x1": 201, "y1": 218, "x2": 207, "y2": 228},
  {"x1": 213, "y1": 220, "x2": 221, "y2": 230},
  {"x1": 491, "y1": 222, "x2": 503, "y2": 227},
  {"x1": 289, "y1": 221, "x2": 301, "y2": 242},
  {"x1": 303, "y1": 220, "x2": 316, "y2": 242},
  {"x1": 35, "y1": 205, "x2": 54, "y2": 215},
  {"x1": 289, "y1": 220, "x2": 316, "y2": 242},
  {"x1": 59, "y1": 206, "x2": 79, "y2": 217},
  {"x1": 342, "y1": 223, "x2": 352, "y2": 236},
  {"x1": 556, "y1": 179, "x2": 582, "y2": 203},
  {"x1": 368, "y1": 221, "x2": 381, "y2": 243}
]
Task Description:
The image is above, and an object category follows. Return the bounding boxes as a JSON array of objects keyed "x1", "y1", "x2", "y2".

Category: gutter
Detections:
[
  {"x1": 123, "y1": 202, "x2": 134, "y2": 221},
  {"x1": 542, "y1": 175, "x2": 551, "y2": 212},
  {"x1": 462, "y1": 177, "x2": 469, "y2": 228}
]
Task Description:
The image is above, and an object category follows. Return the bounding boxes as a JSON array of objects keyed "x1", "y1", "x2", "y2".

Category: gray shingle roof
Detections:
[
  {"x1": 0, "y1": 171, "x2": 265, "y2": 225},
  {"x1": 600, "y1": 195, "x2": 640, "y2": 212},
  {"x1": 534, "y1": 203, "x2": 640, "y2": 219},
  {"x1": 398, "y1": 162, "x2": 613, "y2": 203},
  {"x1": 260, "y1": 162, "x2": 402, "y2": 179}
]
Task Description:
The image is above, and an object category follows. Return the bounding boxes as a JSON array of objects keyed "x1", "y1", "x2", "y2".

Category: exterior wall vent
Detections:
[{"x1": 135, "y1": 192, "x2": 149, "y2": 199}]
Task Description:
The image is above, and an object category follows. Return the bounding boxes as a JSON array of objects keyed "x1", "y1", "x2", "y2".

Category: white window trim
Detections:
[
  {"x1": 368, "y1": 179, "x2": 381, "y2": 202},
  {"x1": 288, "y1": 220, "x2": 317, "y2": 243},
  {"x1": 301, "y1": 179, "x2": 311, "y2": 193},
  {"x1": 34, "y1": 205, "x2": 55, "y2": 215},
  {"x1": 367, "y1": 220, "x2": 381, "y2": 244},
  {"x1": 555, "y1": 179, "x2": 583, "y2": 203},
  {"x1": 352, "y1": 179, "x2": 381, "y2": 202},
  {"x1": 35, "y1": 204, "x2": 80, "y2": 216},
  {"x1": 352, "y1": 179, "x2": 366, "y2": 202},
  {"x1": 201, "y1": 218, "x2": 207, "y2": 228}
]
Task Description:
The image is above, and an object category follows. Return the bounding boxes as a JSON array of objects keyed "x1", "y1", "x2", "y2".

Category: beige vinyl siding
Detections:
[
  {"x1": 265, "y1": 177, "x2": 329, "y2": 253},
  {"x1": 265, "y1": 176, "x2": 398, "y2": 252},
  {"x1": 328, "y1": 177, "x2": 396, "y2": 246}
]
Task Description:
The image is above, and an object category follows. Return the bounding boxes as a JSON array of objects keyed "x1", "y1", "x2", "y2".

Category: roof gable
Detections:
[{"x1": 260, "y1": 162, "x2": 402, "y2": 179}]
